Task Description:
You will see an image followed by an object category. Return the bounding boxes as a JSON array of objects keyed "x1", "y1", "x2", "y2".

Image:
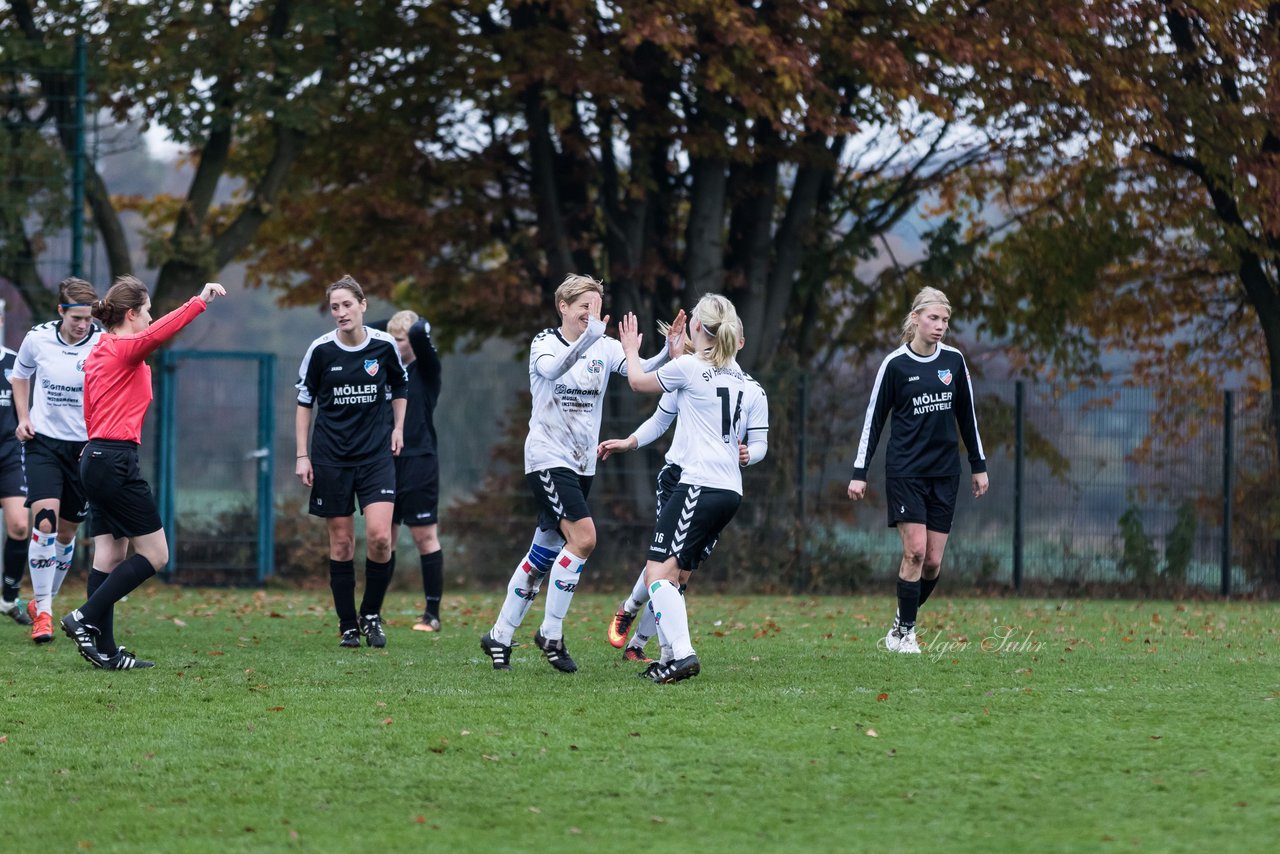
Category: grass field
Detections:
[{"x1": 1, "y1": 588, "x2": 1276, "y2": 853}]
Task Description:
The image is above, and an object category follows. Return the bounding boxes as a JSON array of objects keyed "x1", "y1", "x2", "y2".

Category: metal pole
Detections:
[
  {"x1": 1013, "y1": 381, "x2": 1024, "y2": 593},
  {"x1": 1221, "y1": 390, "x2": 1233, "y2": 597},
  {"x1": 257, "y1": 355, "x2": 276, "y2": 582},
  {"x1": 796, "y1": 371, "x2": 808, "y2": 590},
  {"x1": 71, "y1": 35, "x2": 86, "y2": 277},
  {"x1": 157, "y1": 350, "x2": 178, "y2": 578}
]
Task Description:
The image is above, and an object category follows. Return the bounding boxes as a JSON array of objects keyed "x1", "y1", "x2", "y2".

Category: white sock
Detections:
[
  {"x1": 629, "y1": 602, "x2": 657, "y2": 649},
  {"x1": 539, "y1": 548, "x2": 586, "y2": 641},
  {"x1": 29, "y1": 532, "x2": 57, "y2": 616},
  {"x1": 491, "y1": 529, "x2": 562, "y2": 645},
  {"x1": 650, "y1": 602, "x2": 674, "y2": 664},
  {"x1": 51, "y1": 540, "x2": 74, "y2": 595},
  {"x1": 649, "y1": 579, "x2": 693, "y2": 659},
  {"x1": 624, "y1": 568, "x2": 649, "y2": 614}
]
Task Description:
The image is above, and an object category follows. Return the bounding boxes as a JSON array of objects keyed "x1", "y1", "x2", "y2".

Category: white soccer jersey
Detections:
[
  {"x1": 524, "y1": 322, "x2": 628, "y2": 475},
  {"x1": 12, "y1": 320, "x2": 102, "y2": 441},
  {"x1": 656, "y1": 355, "x2": 767, "y2": 495}
]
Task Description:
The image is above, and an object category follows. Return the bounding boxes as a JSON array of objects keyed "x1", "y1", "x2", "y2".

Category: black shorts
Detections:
[
  {"x1": 0, "y1": 439, "x2": 26, "y2": 500},
  {"x1": 81, "y1": 440, "x2": 162, "y2": 539},
  {"x1": 654, "y1": 463, "x2": 715, "y2": 566},
  {"x1": 647, "y1": 483, "x2": 740, "y2": 571},
  {"x1": 526, "y1": 467, "x2": 593, "y2": 533},
  {"x1": 393, "y1": 453, "x2": 439, "y2": 527},
  {"x1": 22, "y1": 433, "x2": 88, "y2": 521},
  {"x1": 309, "y1": 456, "x2": 397, "y2": 518},
  {"x1": 886, "y1": 475, "x2": 960, "y2": 533}
]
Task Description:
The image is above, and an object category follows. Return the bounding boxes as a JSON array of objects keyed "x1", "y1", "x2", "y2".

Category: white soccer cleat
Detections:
[
  {"x1": 883, "y1": 625, "x2": 901, "y2": 652},
  {"x1": 895, "y1": 629, "x2": 921, "y2": 654}
]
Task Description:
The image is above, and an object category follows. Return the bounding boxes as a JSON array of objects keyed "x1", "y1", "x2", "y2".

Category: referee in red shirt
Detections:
[{"x1": 61, "y1": 277, "x2": 226, "y2": 670}]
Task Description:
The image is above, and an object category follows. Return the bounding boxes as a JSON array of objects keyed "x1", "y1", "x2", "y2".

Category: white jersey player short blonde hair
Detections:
[{"x1": 554, "y1": 274, "x2": 604, "y2": 314}]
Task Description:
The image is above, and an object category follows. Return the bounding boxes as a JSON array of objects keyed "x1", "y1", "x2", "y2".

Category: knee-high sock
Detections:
[
  {"x1": 29, "y1": 531, "x2": 57, "y2": 615},
  {"x1": 52, "y1": 540, "x2": 74, "y2": 596},
  {"x1": 624, "y1": 567, "x2": 649, "y2": 613},
  {"x1": 359, "y1": 553, "x2": 395, "y2": 617},
  {"x1": 87, "y1": 569, "x2": 116, "y2": 655},
  {"x1": 77, "y1": 554, "x2": 155, "y2": 627},
  {"x1": 329, "y1": 559, "x2": 357, "y2": 631},
  {"x1": 2, "y1": 536, "x2": 26, "y2": 602},
  {"x1": 491, "y1": 528, "x2": 562, "y2": 645},
  {"x1": 539, "y1": 548, "x2": 586, "y2": 641},
  {"x1": 897, "y1": 578, "x2": 922, "y2": 631},
  {"x1": 918, "y1": 574, "x2": 940, "y2": 609},
  {"x1": 421, "y1": 550, "x2": 443, "y2": 618},
  {"x1": 649, "y1": 580, "x2": 693, "y2": 659}
]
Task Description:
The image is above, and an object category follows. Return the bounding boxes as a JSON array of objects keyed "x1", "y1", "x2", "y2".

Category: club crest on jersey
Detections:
[
  {"x1": 587, "y1": 358, "x2": 604, "y2": 374},
  {"x1": 77, "y1": 359, "x2": 86, "y2": 372},
  {"x1": 2, "y1": 369, "x2": 10, "y2": 382},
  {"x1": 363, "y1": 359, "x2": 379, "y2": 377},
  {"x1": 937, "y1": 369, "x2": 952, "y2": 386}
]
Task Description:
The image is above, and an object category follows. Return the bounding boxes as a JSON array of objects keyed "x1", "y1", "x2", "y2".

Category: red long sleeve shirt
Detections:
[{"x1": 83, "y1": 297, "x2": 207, "y2": 443}]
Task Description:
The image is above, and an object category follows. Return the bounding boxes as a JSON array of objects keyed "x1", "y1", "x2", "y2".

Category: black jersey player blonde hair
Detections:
[
  {"x1": 691, "y1": 294, "x2": 742, "y2": 369},
  {"x1": 387, "y1": 310, "x2": 419, "y2": 335},
  {"x1": 554, "y1": 274, "x2": 604, "y2": 313},
  {"x1": 901, "y1": 286, "x2": 952, "y2": 344},
  {"x1": 92, "y1": 275, "x2": 148, "y2": 330}
]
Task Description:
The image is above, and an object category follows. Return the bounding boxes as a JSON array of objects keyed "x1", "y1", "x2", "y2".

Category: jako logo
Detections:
[{"x1": 554, "y1": 580, "x2": 577, "y2": 593}]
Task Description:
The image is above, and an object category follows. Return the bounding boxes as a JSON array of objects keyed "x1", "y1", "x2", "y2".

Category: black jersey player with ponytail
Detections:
[
  {"x1": 847, "y1": 287, "x2": 988, "y2": 655},
  {"x1": 296, "y1": 276, "x2": 408, "y2": 649}
]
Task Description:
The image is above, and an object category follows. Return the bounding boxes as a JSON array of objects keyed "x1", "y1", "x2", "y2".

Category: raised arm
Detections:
[
  {"x1": 618, "y1": 313, "x2": 664, "y2": 393},
  {"x1": 533, "y1": 316, "x2": 607, "y2": 381}
]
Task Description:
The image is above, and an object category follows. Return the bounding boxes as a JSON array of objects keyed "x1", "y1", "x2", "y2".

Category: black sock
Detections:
[
  {"x1": 359, "y1": 554, "x2": 395, "y2": 617},
  {"x1": 87, "y1": 569, "x2": 117, "y2": 655},
  {"x1": 678, "y1": 583, "x2": 687, "y2": 596},
  {"x1": 79, "y1": 555, "x2": 155, "y2": 627},
  {"x1": 896, "y1": 578, "x2": 922, "y2": 631},
  {"x1": 919, "y1": 574, "x2": 940, "y2": 609},
  {"x1": 329, "y1": 559, "x2": 357, "y2": 631},
  {"x1": 2, "y1": 536, "x2": 26, "y2": 601},
  {"x1": 420, "y1": 550, "x2": 443, "y2": 618}
]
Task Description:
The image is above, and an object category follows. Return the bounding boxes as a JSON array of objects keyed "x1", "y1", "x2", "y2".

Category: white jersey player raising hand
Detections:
[
  {"x1": 481, "y1": 274, "x2": 686, "y2": 674},
  {"x1": 615, "y1": 293, "x2": 767, "y2": 685}
]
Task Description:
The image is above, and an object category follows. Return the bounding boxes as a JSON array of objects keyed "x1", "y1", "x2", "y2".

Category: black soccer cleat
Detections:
[
  {"x1": 339, "y1": 627, "x2": 361, "y2": 648},
  {"x1": 102, "y1": 647, "x2": 154, "y2": 670},
  {"x1": 533, "y1": 629, "x2": 578, "y2": 673},
  {"x1": 637, "y1": 661, "x2": 663, "y2": 680},
  {"x1": 651, "y1": 653, "x2": 700, "y2": 685},
  {"x1": 360, "y1": 613, "x2": 387, "y2": 648},
  {"x1": 480, "y1": 633, "x2": 512, "y2": 670},
  {"x1": 60, "y1": 610, "x2": 106, "y2": 668},
  {"x1": 2, "y1": 599, "x2": 34, "y2": 626}
]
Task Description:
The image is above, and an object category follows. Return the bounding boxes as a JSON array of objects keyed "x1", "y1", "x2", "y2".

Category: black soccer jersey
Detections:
[
  {"x1": 850, "y1": 343, "x2": 986, "y2": 480},
  {"x1": 296, "y1": 328, "x2": 408, "y2": 466},
  {"x1": 0, "y1": 347, "x2": 17, "y2": 439},
  {"x1": 401, "y1": 319, "x2": 441, "y2": 457}
]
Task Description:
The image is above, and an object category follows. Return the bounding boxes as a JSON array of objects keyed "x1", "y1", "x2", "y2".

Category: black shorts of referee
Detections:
[{"x1": 81, "y1": 439, "x2": 163, "y2": 539}]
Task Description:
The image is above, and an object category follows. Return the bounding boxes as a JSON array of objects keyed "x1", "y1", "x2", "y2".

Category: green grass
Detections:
[{"x1": 1, "y1": 589, "x2": 1277, "y2": 853}]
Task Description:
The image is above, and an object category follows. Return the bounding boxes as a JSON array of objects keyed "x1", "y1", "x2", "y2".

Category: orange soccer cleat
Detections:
[{"x1": 606, "y1": 606, "x2": 635, "y2": 649}]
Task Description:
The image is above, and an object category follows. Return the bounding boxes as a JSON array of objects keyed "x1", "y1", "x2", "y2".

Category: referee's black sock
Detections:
[
  {"x1": 360, "y1": 554, "x2": 395, "y2": 617},
  {"x1": 2, "y1": 536, "x2": 26, "y2": 601},
  {"x1": 918, "y1": 574, "x2": 940, "y2": 609},
  {"x1": 420, "y1": 550, "x2": 443, "y2": 619},
  {"x1": 87, "y1": 569, "x2": 117, "y2": 655},
  {"x1": 329, "y1": 559, "x2": 357, "y2": 631},
  {"x1": 896, "y1": 577, "x2": 921, "y2": 631},
  {"x1": 79, "y1": 554, "x2": 155, "y2": 627}
]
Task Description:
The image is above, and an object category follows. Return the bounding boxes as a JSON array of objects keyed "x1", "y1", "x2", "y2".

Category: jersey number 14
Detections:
[{"x1": 716, "y1": 387, "x2": 743, "y2": 445}]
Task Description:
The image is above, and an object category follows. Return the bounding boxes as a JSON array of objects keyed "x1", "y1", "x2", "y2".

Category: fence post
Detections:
[
  {"x1": 1013, "y1": 380, "x2": 1024, "y2": 593},
  {"x1": 1221, "y1": 390, "x2": 1233, "y2": 597},
  {"x1": 795, "y1": 371, "x2": 808, "y2": 590},
  {"x1": 70, "y1": 35, "x2": 86, "y2": 277},
  {"x1": 155, "y1": 350, "x2": 178, "y2": 577}
]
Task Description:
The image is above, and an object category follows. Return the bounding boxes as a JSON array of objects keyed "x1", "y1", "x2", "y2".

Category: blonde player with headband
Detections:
[{"x1": 847, "y1": 287, "x2": 988, "y2": 654}]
